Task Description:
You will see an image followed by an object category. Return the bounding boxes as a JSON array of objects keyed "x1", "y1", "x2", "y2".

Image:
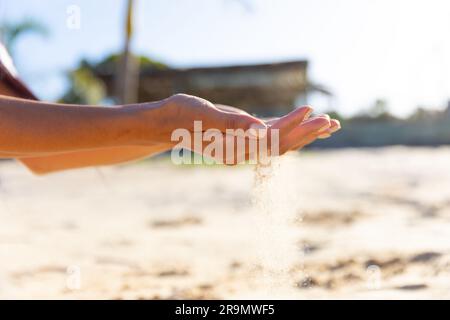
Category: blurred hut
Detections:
[{"x1": 96, "y1": 60, "x2": 331, "y2": 117}]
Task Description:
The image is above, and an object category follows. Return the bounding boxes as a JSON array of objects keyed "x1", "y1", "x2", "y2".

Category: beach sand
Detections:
[{"x1": 1, "y1": 146, "x2": 450, "y2": 299}]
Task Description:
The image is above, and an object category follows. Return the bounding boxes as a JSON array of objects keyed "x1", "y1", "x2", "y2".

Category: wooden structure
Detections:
[{"x1": 98, "y1": 60, "x2": 327, "y2": 116}]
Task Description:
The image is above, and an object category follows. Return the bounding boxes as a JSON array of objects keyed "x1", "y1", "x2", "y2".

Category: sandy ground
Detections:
[{"x1": 1, "y1": 146, "x2": 450, "y2": 299}]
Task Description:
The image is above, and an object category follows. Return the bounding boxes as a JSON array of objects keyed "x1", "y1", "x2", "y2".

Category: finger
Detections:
[
  {"x1": 323, "y1": 119, "x2": 341, "y2": 135},
  {"x1": 279, "y1": 116, "x2": 331, "y2": 153},
  {"x1": 290, "y1": 118, "x2": 340, "y2": 149},
  {"x1": 290, "y1": 133, "x2": 318, "y2": 150},
  {"x1": 269, "y1": 106, "x2": 313, "y2": 137},
  {"x1": 305, "y1": 113, "x2": 330, "y2": 124},
  {"x1": 317, "y1": 119, "x2": 341, "y2": 138}
]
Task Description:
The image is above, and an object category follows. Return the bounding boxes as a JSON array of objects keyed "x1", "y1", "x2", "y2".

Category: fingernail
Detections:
[
  {"x1": 318, "y1": 124, "x2": 331, "y2": 133},
  {"x1": 329, "y1": 125, "x2": 341, "y2": 133},
  {"x1": 249, "y1": 123, "x2": 268, "y2": 138},
  {"x1": 304, "y1": 108, "x2": 313, "y2": 121},
  {"x1": 318, "y1": 133, "x2": 331, "y2": 139}
]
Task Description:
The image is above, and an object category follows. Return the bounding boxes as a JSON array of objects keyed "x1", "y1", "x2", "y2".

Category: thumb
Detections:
[{"x1": 270, "y1": 106, "x2": 313, "y2": 137}]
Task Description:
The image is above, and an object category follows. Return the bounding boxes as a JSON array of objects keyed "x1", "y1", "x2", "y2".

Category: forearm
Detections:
[
  {"x1": 0, "y1": 95, "x2": 158, "y2": 154},
  {"x1": 19, "y1": 144, "x2": 173, "y2": 175}
]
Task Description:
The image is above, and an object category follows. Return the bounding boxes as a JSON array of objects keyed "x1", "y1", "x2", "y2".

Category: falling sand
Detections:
[{"x1": 250, "y1": 156, "x2": 304, "y2": 298}]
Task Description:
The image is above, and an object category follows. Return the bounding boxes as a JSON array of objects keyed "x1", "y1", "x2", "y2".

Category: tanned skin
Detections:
[{"x1": 0, "y1": 94, "x2": 340, "y2": 174}]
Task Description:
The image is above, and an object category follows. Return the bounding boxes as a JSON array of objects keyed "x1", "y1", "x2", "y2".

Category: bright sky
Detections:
[{"x1": 1, "y1": 0, "x2": 450, "y2": 116}]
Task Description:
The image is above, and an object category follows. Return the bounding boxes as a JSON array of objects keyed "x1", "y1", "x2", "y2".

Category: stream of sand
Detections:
[{"x1": 251, "y1": 156, "x2": 304, "y2": 297}]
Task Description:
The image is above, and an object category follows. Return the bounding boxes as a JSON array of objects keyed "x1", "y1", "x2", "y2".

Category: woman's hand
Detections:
[
  {"x1": 3, "y1": 92, "x2": 340, "y2": 173},
  {"x1": 266, "y1": 113, "x2": 341, "y2": 154},
  {"x1": 213, "y1": 104, "x2": 341, "y2": 162},
  {"x1": 138, "y1": 93, "x2": 267, "y2": 144},
  {"x1": 216, "y1": 103, "x2": 341, "y2": 154}
]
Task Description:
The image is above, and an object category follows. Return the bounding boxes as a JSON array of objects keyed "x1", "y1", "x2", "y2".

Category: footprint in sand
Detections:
[
  {"x1": 299, "y1": 209, "x2": 363, "y2": 227},
  {"x1": 395, "y1": 284, "x2": 428, "y2": 290},
  {"x1": 156, "y1": 269, "x2": 189, "y2": 277},
  {"x1": 149, "y1": 216, "x2": 202, "y2": 228}
]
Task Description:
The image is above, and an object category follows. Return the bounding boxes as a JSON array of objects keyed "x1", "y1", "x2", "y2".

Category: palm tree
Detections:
[
  {"x1": 59, "y1": 54, "x2": 167, "y2": 105},
  {"x1": 59, "y1": 59, "x2": 107, "y2": 105},
  {"x1": 0, "y1": 19, "x2": 48, "y2": 55},
  {"x1": 115, "y1": 0, "x2": 139, "y2": 104}
]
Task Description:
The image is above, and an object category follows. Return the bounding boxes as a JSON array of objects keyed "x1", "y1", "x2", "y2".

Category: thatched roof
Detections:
[{"x1": 98, "y1": 60, "x2": 316, "y2": 116}]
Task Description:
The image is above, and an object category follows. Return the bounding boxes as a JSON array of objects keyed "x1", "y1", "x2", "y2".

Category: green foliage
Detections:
[
  {"x1": 59, "y1": 60, "x2": 106, "y2": 105},
  {"x1": 350, "y1": 99, "x2": 397, "y2": 123},
  {"x1": 408, "y1": 106, "x2": 442, "y2": 122},
  {"x1": 94, "y1": 53, "x2": 168, "y2": 74},
  {"x1": 0, "y1": 19, "x2": 48, "y2": 53},
  {"x1": 59, "y1": 54, "x2": 168, "y2": 104}
]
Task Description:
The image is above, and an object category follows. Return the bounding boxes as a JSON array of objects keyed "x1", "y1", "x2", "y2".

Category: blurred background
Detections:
[
  {"x1": 2, "y1": 0, "x2": 450, "y2": 147},
  {"x1": 1, "y1": 0, "x2": 450, "y2": 299}
]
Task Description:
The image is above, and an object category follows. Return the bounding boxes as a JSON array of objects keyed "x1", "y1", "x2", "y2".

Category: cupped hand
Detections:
[
  {"x1": 216, "y1": 104, "x2": 341, "y2": 160},
  {"x1": 266, "y1": 112, "x2": 341, "y2": 154},
  {"x1": 146, "y1": 93, "x2": 267, "y2": 144},
  {"x1": 148, "y1": 95, "x2": 341, "y2": 164}
]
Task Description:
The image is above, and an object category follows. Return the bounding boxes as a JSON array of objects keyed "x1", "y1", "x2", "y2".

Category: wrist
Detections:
[{"x1": 119, "y1": 99, "x2": 168, "y2": 145}]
